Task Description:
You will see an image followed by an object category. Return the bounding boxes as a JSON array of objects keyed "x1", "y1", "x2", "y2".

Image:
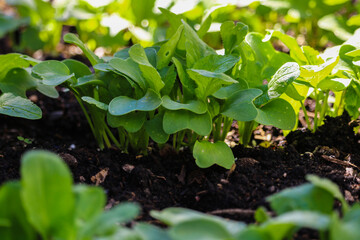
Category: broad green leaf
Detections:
[
  {"x1": 302, "y1": 46, "x2": 324, "y2": 65},
  {"x1": 162, "y1": 96, "x2": 207, "y2": 114},
  {"x1": 261, "y1": 211, "x2": 330, "y2": 239},
  {"x1": 192, "y1": 54, "x2": 240, "y2": 73},
  {"x1": 267, "y1": 183, "x2": 334, "y2": 215},
  {"x1": 221, "y1": 88, "x2": 263, "y2": 121},
  {"x1": 169, "y1": 218, "x2": 233, "y2": 240},
  {"x1": 108, "y1": 89, "x2": 162, "y2": 116},
  {"x1": 63, "y1": 33, "x2": 101, "y2": 66},
  {"x1": 150, "y1": 208, "x2": 245, "y2": 235},
  {"x1": 159, "y1": 8, "x2": 183, "y2": 40},
  {"x1": 0, "y1": 14, "x2": 26, "y2": 38},
  {"x1": 263, "y1": 30, "x2": 307, "y2": 64},
  {"x1": 107, "y1": 111, "x2": 146, "y2": 133},
  {"x1": 220, "y1": 21, "x2": 248, "y2": 54},
  {"x1": 36, "y1": 83, "x2": 59, "y2": 98},
  {"x1": 172, "y1": 57, "x2": 196, "y2": 99},
  {"x1": 109, "y1": 58, "x2": 146, "y2": 91},
  {"x1": 0, "y1": 53, "x2": 29, "y2": 80},
  {"x1": 0, "y1": 68, "x2": 37, "y2": 97},
  {"x1": 20, "y1": 150, "x2": 75, "y2": 239},
  {"x1": 300, "y1": 57, "x2": 339, "y2": 87},
  {"x1": 145, "y1": 113, "x2": 169, "y2": 144},
  {"x1": 345, "y1": 49, "x2": 360, "y2": 57},
  {"x1": 306, "y1": 175, "x2": 348, "y2": 212},
  {"x1": 0, "y1": 182, "x2": 36, "y2": 240},
  {"x1": 255, "y1": 98, "x2": 296, "y2": 130},
  {"x1": 284, "y1": 83, "x2": 305, "y2": 101},
  {"x1": 193, "y1": 141, "x2": 235, "y2": 169},
  {"x1": 183, "y1": 20, "x2": 216, "y2": 68},
  {"x1": 159, "y1": 65, "x2": 177, "y2": 96},
  {"x1": 20, "y1": 55, "x2": 41, "y2": 65},
  {"x1": 157, "y1": 25, "x2": 184, "y2": 69},
  {"x1": 73, "y1": 185, "x2": 105, "y2": 224},
  {"x1": 79, "y1": 202, "x2": 140, "y2": 238},
  {"x1": 129, "y1": 44, "x2": 164, "y2": 93},
  {"x1": 187, "y1": 69, "x2": 237, "y2": 100},
  {"x1": 32, "y1": 60, "x2": 74, "y2": 86},
  {"x1": 62, "y1": 59, "x2": 92, "y2": 78},
  {"x1": 267, "y1": 62, "x2": 300, "y2": 99},
  {"x1": 163, "y1": 110, "x2": 212, "y2": 136},
  {"x1": 73, "y1": 75, "x2": 106, "y2": 88},
  {"x1": 82, "y1": 96, "x2": 108, "y2": 111},
  {"x1": 318, "y1": 78, "x2": 352, "y2": 92},
  {"x1": 114, "y1": 48, "x2": 130, "y2": 59},
  {"x1": 0, "y1": 93, "x2": 41, "y2": 119},
  {"x1": 134, "y1": 223, "x2": 171, "y2": 240},
  {"x1": 213, "y1": 81, "x2": 249, "y2": 99},
  {"x1": 330, "y1": 208, "x2": 360, "y2": 240}
]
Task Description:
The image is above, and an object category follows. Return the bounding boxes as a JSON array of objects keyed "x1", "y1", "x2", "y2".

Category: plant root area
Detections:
[{"x1": 1, "y1": 91, "x2": 360, "y2": 239}]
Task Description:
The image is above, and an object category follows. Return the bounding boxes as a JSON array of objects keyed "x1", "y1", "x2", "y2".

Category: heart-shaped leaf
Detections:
[
  {"x1": 145, "y1": 113, "x2": 169, "y2": 144},
  {"x1": 32, "y1": 61, "x2": 74, "y2": 86},
  {"x1": 0, "y1": 68, "x2": 37, "y2": 97},
  {"x1": 62, "y1": 59, "x2": 92, "y2": 79},
  {"x1": 107, "y1": 111, "x2": 146, "y2": 133},
  {"x1": 163, "y1": 110, "x2": 212, "y2": 136},
  {"x1": 157, "y1": 25, "x2": 183, "y2": 69},
  {"x1": 255, "y1": 98, "x2": 296, "y2": 130},
  {"x1": 108, "y1": 89, "x2": 162, "y2": 116},
  {"x1": 221, "y1": 88, "x2": 263, "y2": 121},
  {"x1": 193, "y1": 141, "x2": 234, "y2": 169},
  {"x1": 162, "y1": 96, "x2": 207, "y2": 114},
  {"x1": 0, "y1": 93, "x2": 41, "y2": 119}
]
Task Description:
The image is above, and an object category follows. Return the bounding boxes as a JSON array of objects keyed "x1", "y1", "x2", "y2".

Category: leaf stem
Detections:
[{"x1": 300, "y1": 100, "x2": 311, "y2": 130}]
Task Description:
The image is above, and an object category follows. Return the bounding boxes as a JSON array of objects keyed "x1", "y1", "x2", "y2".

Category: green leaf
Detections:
[
  {"x1": 0, "y1": 53, "x2": 30, "y2": 80},
  {"x1": 213, "y1": 81, "x2": 249, "y2": 99},
  {"x1": 157, "y1": 25, "x2": 184, "y2": 69},
  {"x1": 134, "y1": 223, "x2": 171, "y2": 240},
  {"x1": 109, "y1": 58, "x2": 146, "y2": 91},
  {"x1": 318, "y1": 14, "x2": 352, "y2": 41},
  {"x1": 330, "y1": 207, "x2": 360, "y2": 240},
  {"x1": 267, "y1": 62, "x2": 300, "y2": 99},
  {"x1": 162, "y1": 96, "x2": 207, "y2": 114},
  {"x1": 73, "y1": 185, "x2": 106, "y2": 224},
  {"x1": 169, "y1": 218, "x2": 233, "y2": 240},
  {"x1": 221, "y1": 88, "x2": 263, "y2": 121},
  {"x1": 163, "y1": 110, "x2": 212, "y2": 136},
  {"x1": 267, "y1": 183, "x2": 334, "y2": 215},
  {"x1": 261, "y1": 211, "x2": 330, "y2": 239},
  {"x1": 145, "y1": 113, "x2": 169, "y2": 144},
  {"x1": 32, "y1": 60, "x2": 74, "y2": 86},
  {"x1": 318, "y1": 78, "x2": 352, "y2": 92},
  {"x1": 0, "y1": 93, "x2": 41, "y2": 120},
  {"x1": 108, "y1": 89, "x2": 162, "y2": 116},
  {"x1": 306, "y1": 175, "x2": 348, "y2": 212},
  {"x1": 284, "y1": 83, "x2": 306, "y2": 101},
  {"x1": 63, "y1": 33, "x2": 101, "y2": 66},
  {"x1": 36, "y1": 83, "x2": 59, "y2": 98},
  {"x1": 62, "y1": 59, "x2": 92, "y2": 78},
  {"x1": 20, "y1": 150, "x2": 75, "y2": 239},
  {"x1": 107, "y1": 111, "x2": 146, "y2": 133},
  {"x1": 129, "y1": 44, "x2": 164, "y2": 93},
  {"x1": 82, "y1": 96, "x2": 108, "y2": 111},
  {"x1": 79, "y1": 202, "x2": 140, "y2": 238},
  {"x1": 150, "y1": 208, "x2": 245, "y2": 235},
  {"x1": 172, "y1": 57, "x2": 196, "y2": 99},
  {"x1": 0, "y1": 182, "x2": 36, "y2": 240},
  {"x1": 220, "y1": 21, "x2": 248, "y2": 54},
  {"x1": 255, "y1": 98, "x2": 296, "y2": 130},
  {"x1": 192, "y1": 54, "x2": 240, "y2": 73},
  {"x1": 193, "y1": 141, "x2": 235, "y2": 169},
  {"x1": 160, "y1": 65, "x2": 177, "y2": 96},
  {"x1": 0, "y1": 68, "x2": 37, "y2": 97},
  {"x1": 183, "y1": 20, "x2": 216, "y2": 68},
  {"x1": 263, "y1": 30, "x2": 307, "y2": 64},
  {"x1": 187, "y1": 69, "x2": 237, "y2": 100},
  {"x1": 300, "y1": 57, "x2": 340, "y2": 87}
]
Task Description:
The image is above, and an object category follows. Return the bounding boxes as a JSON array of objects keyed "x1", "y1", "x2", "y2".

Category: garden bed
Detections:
[{"x1": 1, "y1": 90, "x2": 359, "y2": 229}]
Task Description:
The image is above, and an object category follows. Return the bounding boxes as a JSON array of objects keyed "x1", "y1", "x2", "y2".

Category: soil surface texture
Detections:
[{"x1": 1, "y1": 91, "x2": 360, "y2": 240}]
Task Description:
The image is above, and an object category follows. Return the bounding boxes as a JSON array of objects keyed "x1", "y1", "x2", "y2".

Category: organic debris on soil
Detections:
[{"x1": 1, "y1": 92, "x2": 360, "y2": 239}]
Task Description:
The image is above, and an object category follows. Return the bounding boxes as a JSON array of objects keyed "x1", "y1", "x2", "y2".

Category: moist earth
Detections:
[{"x1": 1, "y1": 90, "x2": 360, "y2": 240}]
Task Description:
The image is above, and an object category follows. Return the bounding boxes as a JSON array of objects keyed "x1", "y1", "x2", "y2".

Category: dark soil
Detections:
[{"x1": 1, "y1": 91, "x2": 360, "y2": 240}]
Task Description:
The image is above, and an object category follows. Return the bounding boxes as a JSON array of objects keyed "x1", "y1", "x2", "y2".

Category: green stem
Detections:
[
  {"x1": 319, "y1": 90, "x2": 329, "y2": 124},
  {"x1": 334, "y1": 90, "x2": 346, "y2": 116},
  {"x1": 104, "y1": 125, "x2": 122, "y2": 149},
  {"x1": 213, "y1": 115, "x2": 222, "y2": 142},
  {"x1": 300, "y1": 100, "x2": 312, "y2": 130},
  {"x1": 172, "y1": 132, "x2": 177, "y2": 150},
  {"x1": 238, "y1": 121, "x2": 256, "y2": 146},
  {"x1": 313, "y1": 90, "x2": 320, "y2": 133},
  {"x1": 102, "y1": 131, "x2": 112, "y2": 148},
  {"x1": 220, "y1": 117, "x2": 232, "y2": 141}
]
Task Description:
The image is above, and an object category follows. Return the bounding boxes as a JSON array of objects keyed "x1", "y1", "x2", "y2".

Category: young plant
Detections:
[{"x1": 0, "y1": 53, "x2": 57, "y2": 120}]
